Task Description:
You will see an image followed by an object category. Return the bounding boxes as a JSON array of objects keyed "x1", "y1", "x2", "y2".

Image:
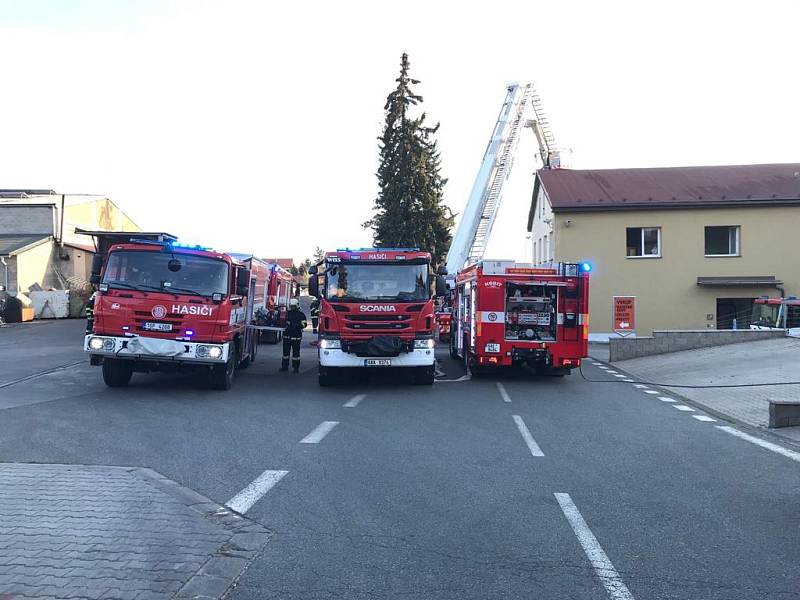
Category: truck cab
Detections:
[
  {"x1": 84, "y1": 235, "x2": 257, "y2": 390},
  {"x1": 309, "y1": 248, "x2": 445, "y2": 386}
]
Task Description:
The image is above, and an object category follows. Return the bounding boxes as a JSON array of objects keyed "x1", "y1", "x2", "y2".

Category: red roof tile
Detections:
[{"x1": 537, "y1": 163, "x2": 800, "y2": 212}]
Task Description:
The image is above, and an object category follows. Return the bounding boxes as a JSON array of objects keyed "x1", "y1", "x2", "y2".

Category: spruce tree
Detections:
[{"x1": 363, "y1": 53, "x2": 453, "y2": 268}]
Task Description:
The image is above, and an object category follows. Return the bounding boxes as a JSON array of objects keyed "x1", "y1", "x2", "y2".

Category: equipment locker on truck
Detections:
[{"x1": 81, "y1": 231, "x2": 258, "y2": 390}]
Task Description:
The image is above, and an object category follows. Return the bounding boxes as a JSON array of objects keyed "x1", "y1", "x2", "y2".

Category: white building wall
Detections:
[{"x1": 528, "y1": 183, "x2": 555, "y2": 265}]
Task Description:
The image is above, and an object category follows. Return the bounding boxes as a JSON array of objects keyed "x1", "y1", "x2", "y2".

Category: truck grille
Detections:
[{"x1": 342, "y1": 314, "x2": 411, "y2": 333}]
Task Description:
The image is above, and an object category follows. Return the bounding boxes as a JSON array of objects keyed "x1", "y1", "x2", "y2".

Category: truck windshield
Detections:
[
  {"x1": 751, "y1": 303, "x2": 779, "y2": 328},
  {"x1": 102, "y1": 251, "x2": 229, "y2": 296},
  {"x1": 326, "y1": 262, "x2": 429, "y2": 302}
]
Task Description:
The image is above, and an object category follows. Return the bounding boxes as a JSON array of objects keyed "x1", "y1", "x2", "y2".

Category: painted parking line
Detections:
[
  {"x1": 555, "y1": 493, "x2": 635, "y2": 600},
  {"x1": 300, "y1": 421, "x2": 340, "y2": 444},
  {"x1": 496, "y1": 382, "x2": 512, "y2": 403},
  {"x1": 658, "y1": 396, "x2": 676, "y2": 403},
  {"x1": 643, "y1": 390, "x2": 659, "y2": 395},
  {"x1": 673, "y1": 405, "x2": 695, "y2": 412},
  {"x1": 605, "y1": 370, "x2": 619, "y2": 374},
  {"x1": 622, "y1": 379, "x2": 634, "y2": 382},
  {"x1": 344, "y1": 394, "x2": 366, "y2": 408},
  {"x1": 226, "y1": 469, "x2": 288, "y2": 514},
  {"x1": 717, "y1": 425, "x2": 800, "y2": 464},
  {"x1": 633, "y1": 384, "x2": 649, "y2": 389},
  {"x1": 512, "y1": 415, "x2": 544, "y2": 457},
  {"x1": 692, "y1": 415, "x2": 716, "y2": 422},
  {"x1": 613, "y1": 374, "x2": 627, "y2": 378}
]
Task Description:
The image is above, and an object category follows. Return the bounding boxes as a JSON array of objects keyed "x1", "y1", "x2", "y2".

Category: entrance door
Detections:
[{"x1": 716, "y1": 297, "x2": 756, "y2": 329}]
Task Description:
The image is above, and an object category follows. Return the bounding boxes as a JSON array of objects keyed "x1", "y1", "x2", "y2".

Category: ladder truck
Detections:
[{"x1": 441, "y1": 83, "x2": 591, "y2": 373}]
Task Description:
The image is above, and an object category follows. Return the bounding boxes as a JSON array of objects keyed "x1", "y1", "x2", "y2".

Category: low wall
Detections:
[{"x1": 609, "y1": 329, "x2": 786, "y2": 362}]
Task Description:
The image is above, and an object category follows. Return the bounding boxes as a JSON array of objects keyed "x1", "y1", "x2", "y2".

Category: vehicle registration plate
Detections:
[
  {"x1": 364, "y1": 359, "x2": 391, "y2": 367},
  {"x1": 143, "y1": 322, "x2": 172, "y2": 332}
]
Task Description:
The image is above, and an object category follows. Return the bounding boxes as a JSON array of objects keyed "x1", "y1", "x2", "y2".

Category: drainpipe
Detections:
[{"x1": 58, "y1": 193, "x2": 67, "y2": 259}]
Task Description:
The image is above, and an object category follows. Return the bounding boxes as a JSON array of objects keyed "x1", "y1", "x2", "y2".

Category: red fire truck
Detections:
[
  {"x1": 232, "y1": 255, "x2": 296, "y2": 343},
  {"x1": 750, "y1": 296, "x2": 800, "y2": 331},
  {"x1": 308, "y1": 248, "x2": 446, "y2": 386},
  {"x1": 82, "y1": 232, "x2": 259, "y2": 390},
  {"x1": 450, "y1": 260, "x2": 590, "y2": 374}
]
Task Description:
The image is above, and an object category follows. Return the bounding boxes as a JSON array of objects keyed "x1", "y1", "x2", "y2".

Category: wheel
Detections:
[
  {"x1": 210, "y1": 356, "x2": 235, "y2": 390},
  {"x1": 239, "y1": 355, "x2": 251, "y2": 369},
  {"x1": 414, "y1": 365, "x2": 435, "y2": 385},
  {"x1": 318, "y1": 366, "x2": 336, "y2": 387},
  {"x1": 102, "y1": 359, "x2": 133, "y2": 387}
]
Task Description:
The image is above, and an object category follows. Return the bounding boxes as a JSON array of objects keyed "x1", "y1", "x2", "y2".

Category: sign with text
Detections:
[{"x1": 613, "y1": 296, "x2": 636, "y2": 336}]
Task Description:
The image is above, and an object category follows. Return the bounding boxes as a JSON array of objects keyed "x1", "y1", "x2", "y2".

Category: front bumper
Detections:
[
  {"x1": 319, "y1": 347, "x2": 435, "y2": 368},
  {"x1": 84, "y1": 334, "x2": 231, "y2": 364}
]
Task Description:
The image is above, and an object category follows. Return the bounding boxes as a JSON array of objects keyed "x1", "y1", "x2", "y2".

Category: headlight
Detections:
[
  {"x1": 320, "y1": 339, "x2": 341, "y2": 350},
  {"x1": 196, "y1": 345, "x2": 223, "y2": 359},
  {"x1": 103, "y1": 338, "x2": 115, "y2": 352},
  {"x1": 484, "y1": 343, "x2": 501, "y2": 353},
  {"x1": 196, "y1": 345, "x2": 209, "y2": 358},
  {"x1": 414, "y1": 338, "x2": 436, "y2": 349},
  {"x1": 88, "y1": 337, "x2": 104, "y2": 351},
  {"x1": 207, "y1": 346, "x2": 223, "y2": 359}
]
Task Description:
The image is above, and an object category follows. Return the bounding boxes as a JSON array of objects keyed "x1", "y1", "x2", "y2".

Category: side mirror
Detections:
[
  {"x1": 236, "y1": 268, "x2": 251, "y2": 296},
  {"x1": 91, "y1": 254, "x2": 103, "y2": 277},
  {"x1": 309, "y1": 274, "x2": 320, "y2": 297},
  {"x1": 90, "y1": 274, "x2": 102, "y2": 285},
  {"x1": 435, "y1": 274, "x2": 447, "y2": 297}
]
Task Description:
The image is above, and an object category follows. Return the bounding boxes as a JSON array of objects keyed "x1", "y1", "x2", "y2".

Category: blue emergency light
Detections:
[{"x1": 580, "y1": 262, "x2": 592, "y2": 273}]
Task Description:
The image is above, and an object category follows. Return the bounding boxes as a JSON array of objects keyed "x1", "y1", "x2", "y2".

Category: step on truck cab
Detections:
[
  {"x1": 82, "y1": 232, "x2": 258, "y2": 390},
  {"x1": 450, "y1": 260, "x2": 590, "y2": 375},
  {"x1": 308, "y1": 248, "x2": 446, "y2": 386}
]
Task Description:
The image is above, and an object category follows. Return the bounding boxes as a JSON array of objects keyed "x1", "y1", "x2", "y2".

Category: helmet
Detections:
[{"x1": 289, "y1": 298, "x2": 299, "y2": 308}]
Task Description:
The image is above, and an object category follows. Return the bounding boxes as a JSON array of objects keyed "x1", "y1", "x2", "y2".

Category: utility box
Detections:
[{"x1": 30, "y1": 290, "x2": 70, "y2": 319}]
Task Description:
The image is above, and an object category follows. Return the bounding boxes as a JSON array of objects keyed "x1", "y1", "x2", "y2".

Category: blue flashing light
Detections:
[
  {"x1": 170, "y1": 241, "x2": 213, "y2": 252},
  {"x1": 185, "y1": 329, "x2": 195, "y2": 336},
  {"x1": 580, "y1": 262, "x2": 592, "y2": 272}
]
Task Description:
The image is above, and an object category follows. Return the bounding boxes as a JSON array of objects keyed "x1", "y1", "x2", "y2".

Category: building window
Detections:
[
  {"x1": 705, "y1": 226, "x2": 740, "y2": 256},
  {"x1": 626, "y1": 227, "x2": 661, "y2": 258}
]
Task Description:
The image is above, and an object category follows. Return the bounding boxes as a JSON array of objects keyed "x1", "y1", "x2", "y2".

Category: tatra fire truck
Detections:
[
  {"x1": 82, "y1": 232, "x2": 258, "y2": 390},
  {"x1": 450, "y1": 261, "x2": 590, "y2": 374},
  {"x1": 308, "y1": 248, "x2": 446, "y2": 386}
]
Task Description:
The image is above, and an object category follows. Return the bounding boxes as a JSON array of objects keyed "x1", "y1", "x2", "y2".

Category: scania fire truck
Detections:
[
  {"x1": 83, "y1": 232, "x2": 258, "y2": 390},
  {"x1": 450, "y1": 261, "x2": 590, "y2": 374},
  {"x1": 750, "y1": 296, "x2": 800, "y2": 334},
  {"x1": 308, "y1": 248, "x2": 446, "y2": 386}
]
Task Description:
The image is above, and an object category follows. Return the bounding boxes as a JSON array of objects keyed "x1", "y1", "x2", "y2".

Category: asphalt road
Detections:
[{"x1": 1, "y1": 319, "x2": 799, "y2": 599}]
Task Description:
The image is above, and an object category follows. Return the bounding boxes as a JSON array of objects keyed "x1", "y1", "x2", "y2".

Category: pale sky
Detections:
[{"x1": 2, "y1": 0, "x2": 798, "y2": 263}]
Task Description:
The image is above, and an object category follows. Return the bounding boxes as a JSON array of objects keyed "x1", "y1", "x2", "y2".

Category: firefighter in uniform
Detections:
[
  {"x1": 280, "y1": 298, "x2": 307, "y2": 373},
  {"x1": 310, "y1": 298, "x2": 320, "y2": 334}
]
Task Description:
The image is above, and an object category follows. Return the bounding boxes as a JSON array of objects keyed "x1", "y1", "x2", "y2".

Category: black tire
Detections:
[
  {"x1": 239, "y1": 356, "x2": 251, "y2": 369},
  {"x1": 318, "y1": 366, "x2": 336, "y2": 387},
  {"x1": 414, "y1": 365, "x2": 435, "y2": 385},
  {"x1": 102, "y1": 359, "x2": 133, "y2": 388},
  {"x1": 210, "y1": 356, "x2": 235, "y2": 390}
]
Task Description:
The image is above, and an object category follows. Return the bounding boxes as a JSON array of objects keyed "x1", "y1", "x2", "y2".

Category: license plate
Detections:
[
  {"x1": 143, "y1": 322, "x2": 172, "y2": 332},
  {"x1": 364, "y1": 359, "x2": 391, "y2": 366}
]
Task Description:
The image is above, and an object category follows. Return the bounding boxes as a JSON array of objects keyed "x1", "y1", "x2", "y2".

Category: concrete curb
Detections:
[
  {"x1": 132, "y1": 467, "x2": 272, "y2": 599},
  {"x1": 590, "y1": 361, "x2": 800, "y2": 453}
]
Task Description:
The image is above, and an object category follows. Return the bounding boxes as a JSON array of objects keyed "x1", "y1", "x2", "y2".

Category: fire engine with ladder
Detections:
[{"x1": 443, "y1": 82, "x2": 591, "y2": 373}]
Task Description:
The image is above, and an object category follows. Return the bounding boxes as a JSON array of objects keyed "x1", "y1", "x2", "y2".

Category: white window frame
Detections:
[
  {"x1": 704, "y1": 225, "x2": 741, "y2": 257},
  {"x1": 625, "y1": 226, "x2": 661, "y2": 259}
]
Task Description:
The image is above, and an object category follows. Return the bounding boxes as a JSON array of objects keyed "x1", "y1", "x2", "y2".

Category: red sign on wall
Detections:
[{"x1": 613, "y1": 296, "x2": 636, "y2": 336}]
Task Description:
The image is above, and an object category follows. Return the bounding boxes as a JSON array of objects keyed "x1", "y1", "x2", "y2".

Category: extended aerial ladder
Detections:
[{"x1": 444, "y1": 82, "x2": 560, "y2": 277}]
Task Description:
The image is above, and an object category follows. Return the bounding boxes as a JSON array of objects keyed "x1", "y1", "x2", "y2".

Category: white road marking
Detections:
[
  {"x1": 717, "y1": 425, "x2": 800, "y2": 464},
  {"x1": 496, "y1": 382, "x2": 512, "y2": 403},
  {"x1": 613, "y1": 374, "x2": 627, "y2": 378},
  {"x1": 605, "y1": 370, "x2": 619, "y2": 374},
  {"x1": 226, "y1": 469, "x2": 288, "y2": 514},
  {"x1": 622, "y1": 379, "x2": 634, "y2": 382},
  {"x1": 673, "y1": 405, "x2": 695, "y2": 412},
  {"x1": 658, "y1": 396, "x2": 676, "y2": 403},
  {"x1": 300, "y1": 421, "x2": 340, "y2": 444},
  {"x1": 344, "y1": 394, "x2": 366, "y2": 408},
  {"x1": 512, "y1": 415, "x2": 544, "y2": 457},
  {"x1": 555, "y1": 493, "x2": 635, "y2": 600},
  {"x1": 598, "y1": 366, "x2": 610, "y2": 370},
  {"x1": 633, "y1": 384, "x2": 649, "y2": 389},
  {"x1": 435, "y1": 374, "x2": 472, "y2": 383},
  {"x1": 692, "y1": 415, "x2": 716, "y2": 422},
  {"x1": 643, "y1": 390, "x2": 659, "y2": 395},
  {"x1": 591, "y1": 362, "x2": 602, "y2": 366}
]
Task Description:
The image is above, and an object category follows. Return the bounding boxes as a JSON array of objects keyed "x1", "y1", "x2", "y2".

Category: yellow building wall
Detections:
[
  {"x1": 63, "y1": 198, "x2": 140, "y2": 246},
  {"x1": 553, "y1": 206, "x2": 800, "y2": 335},
  {"x1": 15, "y1": 240, "x2": 57, "y2": 293}
]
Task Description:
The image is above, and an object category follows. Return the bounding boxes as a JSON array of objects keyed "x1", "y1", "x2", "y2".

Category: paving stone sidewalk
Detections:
[
  {"x1": 610, "y1": 337, "x2": 800, "y2": 442},
  {"x1": 0, "y1": 464, "x2": 270, "y2": 600}
]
